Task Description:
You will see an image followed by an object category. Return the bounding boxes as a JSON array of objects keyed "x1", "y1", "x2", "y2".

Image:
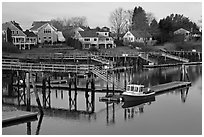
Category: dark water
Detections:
[{"x1": 2, "y1": 65, "x2": 202, "y2": 135}]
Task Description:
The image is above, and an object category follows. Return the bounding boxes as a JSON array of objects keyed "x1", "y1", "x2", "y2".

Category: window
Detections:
[
  {"x1": 16, "y1": 31, "x2": 18, "y2": 34},
  {"x1": 106, "y1": 38, "x2": 109, "y2": 41},
  {"x1": 12, "y1": 31, "x2": 15, "y2": 35},
  {"x1": 49, "y1": 37, "x2": 51, "y2": 39},
  {"x1": 105, "y1": 33, "x2": 107, "y2": 35},
  {"x1": 94, "y1": 38, "x2": 97, "y2": 41},
  {"x1": 44, "y1": 29, "x2": 51, "y2": 33},
  {"x1": 44, "y1": 37, "x2": 46, "y2": 40},
  {"x1": 84, "y1": 44, "x2": 90, "y2": 49},
  {"x1": 131, "y1": 86, "x2": 134, "y2": 91},
  {"x1": 84, "y1": 38, "x2": 90, "y2": 41}
]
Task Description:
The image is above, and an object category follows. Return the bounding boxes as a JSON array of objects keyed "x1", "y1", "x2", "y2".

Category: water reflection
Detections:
[
  {"x1": 123, "y1": 97, "x2": 155, "y2": 120},
  {"x1": 35, "y1": 114, "x2": 44, "y2": 135}
]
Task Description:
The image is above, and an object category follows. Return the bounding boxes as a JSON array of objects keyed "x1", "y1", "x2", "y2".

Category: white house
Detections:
[
  {"x1": 123, "y1": 30, "x2": 152, "y2": 44},
  {"x1": 30, "y1": 21, "x2": 65, "y2": 44},
  {"x1": 75, "y1": 30, "x2": 116, "y2": 49}
]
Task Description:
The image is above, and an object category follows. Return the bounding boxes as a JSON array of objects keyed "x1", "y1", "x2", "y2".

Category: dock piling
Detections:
[
  {"x1": 26, "y1": 72, "x2": 31, "y2": 111},
  {"x1": 31, "y1": 73, "x2": 44, "y2": 115}
]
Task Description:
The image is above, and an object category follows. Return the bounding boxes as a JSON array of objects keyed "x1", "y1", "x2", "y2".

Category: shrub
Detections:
[
  {"x1": 114, "y1": 39, "x2": 124, "y2": 47},
  {"x1": 2, "y1": 42, "x2": 21, "y2": 53},
  {"x1": 88, "y1": 46, "x2": 99, "y2": 52}
]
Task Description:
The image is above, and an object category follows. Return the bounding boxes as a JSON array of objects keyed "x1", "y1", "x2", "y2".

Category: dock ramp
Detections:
[
  {"x1": 161, "y1": 52, "x2": 189, "y2": 63},
  {"x1": 91, "y1": 66, "x2": 125, "y2": 91}
]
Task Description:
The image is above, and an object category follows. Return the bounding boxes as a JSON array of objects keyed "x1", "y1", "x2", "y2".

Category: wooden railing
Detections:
[{"x1": 2, "y1": 60, "x2": 94, "y2": 73}]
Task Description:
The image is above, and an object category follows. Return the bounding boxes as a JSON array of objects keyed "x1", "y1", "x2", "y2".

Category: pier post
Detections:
[
  {"x1": 48, "y1": 76, "x2": 51, "y2": 108},
  {"x1": 8, "y1": 71, "x2": 14, "y2": 96},
  {"x1": 26, "y1": 72, "x2": 31, "y2": 111},
  {"x1": 42, "y1": 76, "x2": 46, "y2": 108},
  {"x1": 30, "y1": 73, "x2": 44, "y2": 115},
  {"x1": 112, "y1": 70, "x2": 115, "y2": 94},
  {"x1": 91, "y1": 76, "x2": 95, "y2": 112},
  {"x1": 17, "y1": 71, "x2": 20, "y2": 106},
  {"x1": 74, "y1": 74, "x2": 77, "y2": 111},
  {"x1": 124, "y1": 68, "x2": 127, "y2": 91}
]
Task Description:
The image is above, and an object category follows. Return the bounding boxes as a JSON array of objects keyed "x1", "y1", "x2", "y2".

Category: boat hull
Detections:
[{"x1": 122, "y1": 92, "x2": 155, "y2": 102}]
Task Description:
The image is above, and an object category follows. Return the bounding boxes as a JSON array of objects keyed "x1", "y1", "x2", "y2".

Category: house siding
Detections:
[{"x1": 38, "y1": 24, "x2": 58, "y2": 44}]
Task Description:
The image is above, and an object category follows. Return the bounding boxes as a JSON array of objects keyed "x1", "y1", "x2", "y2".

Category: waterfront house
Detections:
[
  {"x1": 2, "y1": 21, "x2": 37, "y2": 50},
  {"x1": 74, "y1": 29, "x2": 115, "y2": 49},
  {"x1": 174, "y1": 28, "x2": 190, "y2": 41},
  {"x1": 123, "y1": 30, "x2": 152, "y2": 44},
  {"x1": 30, "y1": 21, "x2": 65, "y2": 44}
]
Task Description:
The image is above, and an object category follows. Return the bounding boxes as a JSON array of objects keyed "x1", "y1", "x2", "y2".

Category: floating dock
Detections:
[
  {"x1": 143, "y1": 62, "x2": 202, "y2": 68},
  {"x1": 2, "y1": 110, "x2": 38, "y2": 127},
  {"x1": 99, "y1": 81, "x2": 191, "y2": 102},
  {"x1": 150, "y1": 81, "x2": 191, "y2": 93}
]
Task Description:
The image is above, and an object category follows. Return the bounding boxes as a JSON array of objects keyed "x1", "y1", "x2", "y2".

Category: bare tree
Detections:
[
  {"x1": 146, "y1": 12, "x2": 156, "y2": 25},
  {"x1": 124, "y1": 9, "x2": 133, "y2": 31},
  {"x1": 109, "y1": 7, "x2": 128, "y2": 39},
  {"x1": 66, "y1": 16, "x2": 88, "y2": 27}
]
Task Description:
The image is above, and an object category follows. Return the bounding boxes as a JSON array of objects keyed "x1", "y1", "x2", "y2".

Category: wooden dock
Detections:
[
  {"x1": 149, "y1": 81, "x2": 191, "y2": 93},
  {"x1": 2, "y1": 110, "x2": 38, "y2": 127},
  {"x1": 143, "y1": 62, "x2": 202, "y2": 68}
]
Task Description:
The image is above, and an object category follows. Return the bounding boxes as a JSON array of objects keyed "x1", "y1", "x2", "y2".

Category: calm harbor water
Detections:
[{"x1": 2, "y1": 65, "x2": 202, "y2": 135}]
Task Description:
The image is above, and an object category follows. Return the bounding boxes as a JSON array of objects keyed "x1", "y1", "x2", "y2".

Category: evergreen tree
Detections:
[
  {"x1": 149, "y1": 19, "x2": 160, "y2": 40},
  {"x1": 132, "y1": 6, "x2": 149, "y2": 31},
  {"x1": 158, "y1": 13, "x2": 200, "y2": 43}
]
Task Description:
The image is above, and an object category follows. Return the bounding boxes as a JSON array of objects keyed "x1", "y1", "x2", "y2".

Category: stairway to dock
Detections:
[{"x1": 91, "y1": 66, "x2": 125, "y2": 91}]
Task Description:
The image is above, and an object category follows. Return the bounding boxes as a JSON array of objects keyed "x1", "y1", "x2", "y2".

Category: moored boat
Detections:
[{"x1": 122, "y1": 84, "x2": 155, "y2": 102}]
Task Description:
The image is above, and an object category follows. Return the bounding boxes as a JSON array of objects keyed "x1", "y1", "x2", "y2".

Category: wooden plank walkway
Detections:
[
  {"x1": 143, "y1": 62, "x2": 202, "y2": 68},
  {"x1": 2, "y1": 110, "x2": 38, "y2": 127}
]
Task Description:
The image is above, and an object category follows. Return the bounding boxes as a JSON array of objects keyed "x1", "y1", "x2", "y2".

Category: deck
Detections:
[{"x1": 2, "y1": 110, "x2": 38, "y2": 127}]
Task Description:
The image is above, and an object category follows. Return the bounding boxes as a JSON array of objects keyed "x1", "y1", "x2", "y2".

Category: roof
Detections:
[
  {"x1": 174, "y1": 28, "x2": 190, "y2": 34},
  {"x1": 127, "y1": 84, "x2": 144, "y2": 87},
  {"x1": 30, "y1": 21, "x2": 50, "y2": 31},
  {"x1": 23, "y1": 30, "x2": 37, "y2": 37},
  {"x1": 130, "y1": 30, "x2": 152, "y2": 38},
  {"x1": 79, "y1": 30, "x2": 98, "y2": 37},
  {"x1": 2, "y1": 22, "x2": 26, "y2": 36}
]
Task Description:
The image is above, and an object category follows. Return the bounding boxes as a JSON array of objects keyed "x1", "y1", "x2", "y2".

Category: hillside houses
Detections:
[{"x1": 2, "y1": 21, "x2": 37, "y2": 50}]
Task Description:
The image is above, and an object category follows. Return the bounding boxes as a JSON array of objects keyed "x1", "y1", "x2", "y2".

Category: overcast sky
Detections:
[{"x1": 2, "y1": 2, "x2": 202, "y2": 30}]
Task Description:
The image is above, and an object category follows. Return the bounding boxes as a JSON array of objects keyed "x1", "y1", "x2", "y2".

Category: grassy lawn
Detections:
[{"x1": 2, "y1": 41, "x2": 202, "y2": 59}]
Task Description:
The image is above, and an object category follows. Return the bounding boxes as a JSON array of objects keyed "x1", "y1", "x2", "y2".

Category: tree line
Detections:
[{"x1": 109, "y1": 6, "x2": 201, "y2": 44}]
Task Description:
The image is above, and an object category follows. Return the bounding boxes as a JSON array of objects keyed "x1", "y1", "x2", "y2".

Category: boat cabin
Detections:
[{"x1": 126, "y1": 84, "x2": 145, "y2": 93}]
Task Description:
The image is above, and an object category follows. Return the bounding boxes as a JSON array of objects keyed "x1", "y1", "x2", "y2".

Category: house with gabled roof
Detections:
[
  {"x1": 174, "y1": 28, "x2": 190, "y2": 41},
  {"x1": 2, "y1": 21, "x2": 37, "y2": 50},
  {"x1": 123, "y1": 30, "x2": 152, "y2": 44},
  {"x1": 75, "y1": 29, "x2": 115, "y2": 49},
  {"x1": 30, "y1": 21, "x2": 65, "y2": 44}
]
